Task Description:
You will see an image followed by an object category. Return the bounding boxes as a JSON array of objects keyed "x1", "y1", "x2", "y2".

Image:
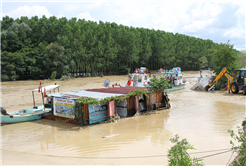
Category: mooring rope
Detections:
[
  {"x1": 226, "y1": 150, "x2": 236, "y2": 166},
  {"x1": 197, "y1": 149, "x2": 232, "y2": 159},
  {"x1": 1, "y1": 148, "x2": 232, "y2": 159}
]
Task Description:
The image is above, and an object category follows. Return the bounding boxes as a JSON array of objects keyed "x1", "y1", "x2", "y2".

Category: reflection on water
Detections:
[{"x1": 1, "y1": 71, "x2": 245, "y2": 165}]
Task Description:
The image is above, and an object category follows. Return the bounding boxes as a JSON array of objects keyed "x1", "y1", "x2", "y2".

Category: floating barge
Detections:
[{"x1": 43, "y1": 87, "x2": 170, "y2": 126}]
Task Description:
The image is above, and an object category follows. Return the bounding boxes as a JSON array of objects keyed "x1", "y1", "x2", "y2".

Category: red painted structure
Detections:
[{"x1": 87, "y1": 87, "x2": 152, "y2": 94}]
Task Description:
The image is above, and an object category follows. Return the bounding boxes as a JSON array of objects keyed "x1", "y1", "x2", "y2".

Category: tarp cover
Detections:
[{"x1": 116, "y1": 100, "x2": 127, "y2": 117}]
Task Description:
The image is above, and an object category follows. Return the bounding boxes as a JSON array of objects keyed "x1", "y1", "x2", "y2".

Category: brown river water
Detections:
[{"x1": 1, "y1": 71, "x2": 245, "y2": 165}]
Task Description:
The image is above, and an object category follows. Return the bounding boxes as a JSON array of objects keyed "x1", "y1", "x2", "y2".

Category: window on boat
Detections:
[
  {"x1": 144, "y1": 75, "x2": 147, "y2": 80},
  {"x1": 133, "y1": 75, "x2": 138, "y2": 86},
  {"x1": 138, "y1": 75, "x2": 142, "y2": 83}
]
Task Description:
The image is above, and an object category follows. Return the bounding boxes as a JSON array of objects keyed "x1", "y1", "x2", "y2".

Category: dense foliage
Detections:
[
  {"x1": 168, "y1": 134, "x2": 204, "y2": 166},
  {"x1": 149, "y1": 77, "x2": 172, "y2": 92},
  {"x1": 228, "y1": 126, "x2": 246, "y2": 166},
  {"x1": 237, "y1": 50, "x2": 246, "y2": 69},
  {"x1": 208, "y1": 41, "x2": 240, "y2": 90},
  {"x1": 0, "y1": 15, "x2": 240, "y2": 81},
  {"x1": 209, "y1": 40, "x2": 238, "y2": 75}
]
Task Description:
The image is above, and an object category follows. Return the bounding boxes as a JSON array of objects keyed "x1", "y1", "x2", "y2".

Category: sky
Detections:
[{"x1": 1, "y1": 0, "x2": 245, "y2": 51}]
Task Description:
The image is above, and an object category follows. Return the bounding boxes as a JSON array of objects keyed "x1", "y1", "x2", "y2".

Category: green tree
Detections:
[
  {"x1": 237, "y1": 50, "x2": 246, "y2": 68},
  {"x1": 1, "y1": 15, "x2": 218, "y2": 81},
  {"x1": 168, "y1": 135, "x2": 204, "y2": 166},
  {"x1": 1, "y1": 22, "x2": 32, "y2": 52},
  {"x1": 1, "y1": 15, "x2": 14, "y2": 31},
  {"x1": 43, "y1": 43, "x2": 70, "y2": 78},
  {"x1": 209, "y1": 40, "x2": 238, "y2": 75},
  {"x1": 198, "y1": 56, "x2": 208, "y2": 69}
]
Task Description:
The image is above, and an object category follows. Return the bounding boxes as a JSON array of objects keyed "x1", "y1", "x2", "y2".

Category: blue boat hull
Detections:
[
  {"x1": 164, "y1": 84, "x2": 186, "y2": 93},
  {"x1": 0, "y1": 106, "x2": 51, "y2": 124}
]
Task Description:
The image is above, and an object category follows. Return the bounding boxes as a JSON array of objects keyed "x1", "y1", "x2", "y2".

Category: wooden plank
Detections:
[
  {"x1": 156, "y1": 92, "x2": 159, "y2": 103},
  {"x1": 129, "y1": 96, "x2": 135, "y2": 110},
  {"x1": 108, "y1": 100, "x2": 115, "y2": 117},
  {"x1": 149, "y1": 92, "x2": 156, "y2": 105}
]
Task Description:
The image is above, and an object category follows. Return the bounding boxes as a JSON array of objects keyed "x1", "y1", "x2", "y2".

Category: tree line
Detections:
[{"x1": 1, "y1": 15, "x2": 244, "y2": 81}]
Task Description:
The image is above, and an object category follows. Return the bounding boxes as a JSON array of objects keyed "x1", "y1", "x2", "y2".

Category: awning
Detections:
[
  {"x1": 46, "y1": 90, "x2": 124, "y2": 100},
  {"x1": 32, "y1": 85, "x2": 60, "y2": 92}
]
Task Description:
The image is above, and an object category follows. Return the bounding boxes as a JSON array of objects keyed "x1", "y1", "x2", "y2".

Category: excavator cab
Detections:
[
  {"x1": 234, "y1": 70, "x2": 245, "y2": 84},
  {"x1": 233, "y1": 69, "x2": 246, "y2": 94}
]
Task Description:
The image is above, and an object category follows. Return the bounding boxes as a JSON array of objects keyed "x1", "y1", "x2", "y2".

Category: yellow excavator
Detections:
[{"x1": 205, "y1": 67, "x2": 246, "y2": 95}]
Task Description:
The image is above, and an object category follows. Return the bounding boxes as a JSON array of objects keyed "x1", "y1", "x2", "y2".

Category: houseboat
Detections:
[{"x1": 44, "y1": 86, "x2": 170, "y2": 126}]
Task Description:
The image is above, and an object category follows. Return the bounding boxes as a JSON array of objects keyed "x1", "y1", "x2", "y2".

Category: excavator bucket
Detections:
[{"x1": 205, "y1": 85, "x2": 210, "y2": 91}]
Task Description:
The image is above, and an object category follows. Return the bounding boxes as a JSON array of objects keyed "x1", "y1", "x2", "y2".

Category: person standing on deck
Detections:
[{"x1": 170, "y1": 75, "x2": 174, "y2": 85}]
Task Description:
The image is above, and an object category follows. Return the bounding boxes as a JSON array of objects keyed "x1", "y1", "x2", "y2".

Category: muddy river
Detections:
[{"x1": 1, "y1": 71, "x2": 245, "y2": 165}]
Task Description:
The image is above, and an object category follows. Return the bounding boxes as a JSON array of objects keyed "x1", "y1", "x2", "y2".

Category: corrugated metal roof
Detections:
[
  {"x1": 86, "y1": 87, "x2": 152, "y2": 94},
  {"x1": 46, "y1": 90, "x2": 124, "y2": 100}
]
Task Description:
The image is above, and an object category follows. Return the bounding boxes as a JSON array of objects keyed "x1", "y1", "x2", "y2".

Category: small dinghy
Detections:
[{"x1": 0, "y1": 83, "x2": 60, "y2": 124}]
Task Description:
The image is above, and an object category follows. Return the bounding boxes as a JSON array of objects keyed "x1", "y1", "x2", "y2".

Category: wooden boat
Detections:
[
  {"x1": 0, "y1": 106, "x2": 51, "y2": 124},
  {"x1": 0, "y1": 84, "x2": 60, "y2": 124}
]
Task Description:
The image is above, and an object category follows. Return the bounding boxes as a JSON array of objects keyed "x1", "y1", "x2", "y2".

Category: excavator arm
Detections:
[
  {"x1": 206, "y1": 67, "x2": 233, "y2": 91},
  {"x1": 208, "y1": 67, "x2": 228, "y2": 87},
  {"x1": 224, "y1": 72, "x2": 234, "y2": 91}
]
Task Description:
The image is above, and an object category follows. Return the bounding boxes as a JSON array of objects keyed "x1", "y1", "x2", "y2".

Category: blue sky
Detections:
[{"x1": 1, "y1": 0, "x2": 245, "y2": 51}]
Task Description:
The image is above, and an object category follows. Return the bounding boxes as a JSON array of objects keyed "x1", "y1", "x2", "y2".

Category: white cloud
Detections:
[
  {"x1": 57, "y1": 12, "x2": 65, "y2": 19},
  {"x1": 180, "y1": 2, "x2": 223, "y2": 33},
  {"x1": 235, "y1": 5, "x2": 245, "y2": 15},
  {"x1": 190, "y1": 2, "x2": 222, "y2": 20},
  {"x1": 182, "y1": 19, "x2": 214, "y2": 32},
  {"x1": 107, "y1": 1, "x2": 194, "y2": 32},
  {"x1": 2, "y1": 5, "x2": 52, "y2": 19},
  {"x1": 61, "y1": 4, "x2": 81, "y2": 13},
  {"x1": 223, "y1": 27, "x2": 245, "y2": 38},
  {"x1": 76, "y1": 11, "x2": 94, "y2": 21}
]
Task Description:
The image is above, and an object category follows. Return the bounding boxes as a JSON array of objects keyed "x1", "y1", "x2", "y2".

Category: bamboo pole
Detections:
[
  {"x1": 40, "y1": 82, "x2": 45, "y2": 111},
  {"x1": 32, "y1": 91, "x2": 35, "y2": 107}
]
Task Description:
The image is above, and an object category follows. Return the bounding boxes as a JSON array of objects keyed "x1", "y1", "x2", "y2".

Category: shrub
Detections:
[
  {"x1": 168, "y1": 134, "x2": 204, "y2": 166},
  {"x1": 228, "y1": 127, "x2": 246, "y2": 166},
  {"x1": 60, "y1": 75, "x2": 70, "y2": 81},
  {"x1": 50, "y1": 71, "x2": 57, "y2": 81}
]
